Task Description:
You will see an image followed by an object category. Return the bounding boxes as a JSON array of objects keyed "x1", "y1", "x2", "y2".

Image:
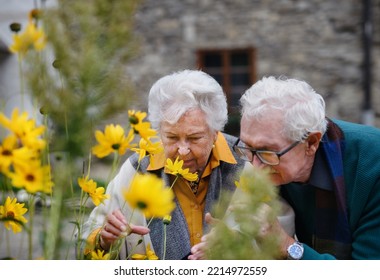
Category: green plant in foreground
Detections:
[{"x1": 206, "y1": 167, "x2": 282, "y2": 260}]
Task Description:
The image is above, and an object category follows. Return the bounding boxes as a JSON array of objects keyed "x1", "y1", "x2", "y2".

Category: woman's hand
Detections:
[
  {"x1": 188, "y1": 213, "x2": 218, "y2": 260},
  {"x1": 99, "y1": 209, "x2": 150, "y2": 251}
]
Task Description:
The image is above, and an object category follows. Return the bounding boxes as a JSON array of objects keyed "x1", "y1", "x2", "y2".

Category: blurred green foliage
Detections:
[
  {"x1": 207, "y1": 167, "x2": 281, "y2": 259},
  {"x1": 26, "y1": 0, "x2": 142, "y2": 157}
]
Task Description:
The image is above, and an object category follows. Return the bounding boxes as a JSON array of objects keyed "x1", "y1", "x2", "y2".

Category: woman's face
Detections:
[{"x1": 160, "y1": 108, "x2": 218, "y2": 174}]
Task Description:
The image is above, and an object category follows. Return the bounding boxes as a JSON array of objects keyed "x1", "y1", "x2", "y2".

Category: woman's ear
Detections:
[
  {"x1": 213, "y1": 131, "x2": 218, "y2": 143},
  {"x1": 305, "y1": 132, "x2": 322, "y2": 156}
]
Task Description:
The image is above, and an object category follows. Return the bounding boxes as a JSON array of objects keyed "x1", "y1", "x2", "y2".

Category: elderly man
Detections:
[{"x1": 232, "y1": 76, "x2": 380, "y2": 260}]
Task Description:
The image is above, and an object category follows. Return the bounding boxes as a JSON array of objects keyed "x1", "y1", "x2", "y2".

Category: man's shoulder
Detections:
[{"x1": 333, "y1": 119, "x2": 380, "y2": 136}]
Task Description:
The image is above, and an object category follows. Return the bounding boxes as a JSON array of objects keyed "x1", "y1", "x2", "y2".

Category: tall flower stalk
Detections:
[{"x1": 9, "y1": 16, "x2": 47, "y2": 110}]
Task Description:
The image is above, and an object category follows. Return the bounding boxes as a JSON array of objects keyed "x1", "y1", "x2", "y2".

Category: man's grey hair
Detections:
[{"x1": 240, "y1": 76, "x2": 328, "y2": 141}]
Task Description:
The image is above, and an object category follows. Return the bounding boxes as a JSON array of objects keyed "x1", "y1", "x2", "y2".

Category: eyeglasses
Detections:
[{"x1": 233, "y1": 138, "x2": 301, "y2": 166}]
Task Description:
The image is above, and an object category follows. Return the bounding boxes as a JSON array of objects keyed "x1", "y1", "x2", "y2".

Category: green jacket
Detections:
[{"x1": 282, "y1": 119, "x2": 380, "y2": 260}]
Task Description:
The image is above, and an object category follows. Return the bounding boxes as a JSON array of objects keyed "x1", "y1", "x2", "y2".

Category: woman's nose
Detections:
[{"x1": 178, "y1": 145, "x2": 190, "y2": 156}]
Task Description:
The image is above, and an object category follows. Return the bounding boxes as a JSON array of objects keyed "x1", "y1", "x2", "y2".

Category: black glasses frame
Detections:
[{"x1": 233, "y1": 138, "x2": 301, "y2": 165}]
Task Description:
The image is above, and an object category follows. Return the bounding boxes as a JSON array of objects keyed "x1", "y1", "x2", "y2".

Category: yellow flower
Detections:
[
  {"x1": 92, "y1": 124, "x2": 135, "y2": 158},
  {"x1": 9, "y1": 20, "x2": 46, "y2": 56},
  {"x1": 123, "y1": 173, "x2": 175, "y2": 218},
  {"x1": 131, "y1": 244, "x2": 159, "y2": 260},
  {"x1": 0, "y1": 108, "x2": 46, "y2": 151},
  {"x1": 128, "y1": 110, "x2": 158, "y2": 140},
  {"x1": 78, "y1": 176, "x2": 109, "y2": 206},
  {"x1": 0, "y1": 135, "x2": 38, "y2": 175},
  {"x1": 165, "y1": 157, "x2": 198, "y2": 182},
  {"x1": 91, "y1": 249, "x2": 110, "y2": 260},
  {"x1": 10, "y1": 161, "x2": 53, "y2": 194},
  {"x1": 0, "y1": 197, "x2": 28, "y2": 234},
  {"x1": 131, "y1": 138, "x2": 164, "y2": 163}
]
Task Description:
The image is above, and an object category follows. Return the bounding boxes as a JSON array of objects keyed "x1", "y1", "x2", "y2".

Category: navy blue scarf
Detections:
[{"x1": 314, "y1": 119, "x2": 352, "y2": 259}]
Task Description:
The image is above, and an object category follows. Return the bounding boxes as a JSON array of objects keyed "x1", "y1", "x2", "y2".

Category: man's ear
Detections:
[{"x1": 305, "y1": 132, "x2": 322, "y2": 156}]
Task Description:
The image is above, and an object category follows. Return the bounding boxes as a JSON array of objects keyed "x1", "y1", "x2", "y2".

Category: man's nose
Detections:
[{"x1": 251, "y1": 154, "x2": 265, "y2": 168}]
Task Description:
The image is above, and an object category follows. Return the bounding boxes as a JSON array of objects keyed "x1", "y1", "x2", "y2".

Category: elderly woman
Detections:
[{"x1": 80, "y1": 69, "x2": 245, "y2": 260}]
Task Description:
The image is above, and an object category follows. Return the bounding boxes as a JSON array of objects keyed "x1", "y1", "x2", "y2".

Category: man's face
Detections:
[{"x1": 239, "y1": 112, "x2": 312, "y2": 186}]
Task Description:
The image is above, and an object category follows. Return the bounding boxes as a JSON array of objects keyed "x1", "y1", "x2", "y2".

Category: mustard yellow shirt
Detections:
[{"x1": 147, "y1": 132, "x2": 237, "y2": 246}]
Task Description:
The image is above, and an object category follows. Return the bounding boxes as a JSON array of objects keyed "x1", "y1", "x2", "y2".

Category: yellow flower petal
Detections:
[
  {"x1": 92, "y1": 124, "x2": 135, "y2": 158},
  {"x1": 123, "y1": 173, "x2": 175, "y2": 218},
  {"x1": 91, "y1": 249, "x2": 110, "y2": 260},
  {"x1": 165, "y1": 157, "x2": 198, "y2": 182},
  {"x1": 78, "y1": 176, "x2": 109, "y2": 206}
]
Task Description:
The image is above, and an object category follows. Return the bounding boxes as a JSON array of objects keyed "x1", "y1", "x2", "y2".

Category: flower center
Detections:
[
  {"x1": 6, "y1": 211, "x2": 15, "y2": 219},
  {"x1": 2, "y1": 149, "x2": 12, "y2": 156},
  {"x1": 111, "y1": 143, "x2": 120, "y2": 150},
  {"x1": 137, "y1": 201, "x2": 147, "y2": 210},
  {"x1": 129, "y1": 116, "x2": 139, "y2": 125},
  {"x1": 26, "y1": 174, "x2": 35, "y2": 182}
]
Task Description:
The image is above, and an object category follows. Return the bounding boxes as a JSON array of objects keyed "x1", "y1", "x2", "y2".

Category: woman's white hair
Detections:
[
  {"x1": 240, "y1": 76, "x2": 328, "y2": 141},
  {"x1": 148, "y1": 69, "x2": 228, "y2": 132}
]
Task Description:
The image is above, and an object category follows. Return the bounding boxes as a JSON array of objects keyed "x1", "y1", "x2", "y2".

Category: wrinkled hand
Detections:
[
  {"x1": 260, "y1": 217, "x2": 295, "y2": 259},
  {"x1": 188, "y1": 213, "x2": 218, "y2": 260},
  {"x1": 99, "y1": 209, "x2": 150, "y2": 251},
  {"x1": 252, "y1": 204, "x2": 295, "y2": 258}
]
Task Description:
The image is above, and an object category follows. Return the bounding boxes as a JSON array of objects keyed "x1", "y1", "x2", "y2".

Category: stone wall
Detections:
[
  {"x1": 1, "y1": 0, "x2": 379, "y2": 128},
  {"x1": 125, "y1": 0, "x2": 380, "y2": 128}
]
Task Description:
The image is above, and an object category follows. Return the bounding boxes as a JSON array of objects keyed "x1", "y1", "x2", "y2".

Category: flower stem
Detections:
[
  {"x1": 163, "y1": 224, "x2": 167, "y2": 260},
  {"x1": 17, "y1": 55, "x2": 24, "y2": 110},
  {"x1": 170, "y1": 175, "x2": 179, "y2": 190},
  {"x1": 107, "y1": 152, "x2": 120, "y2": 183},
  {"x1": 27, "y1": 195, "x2": 35, "y2": 259}
]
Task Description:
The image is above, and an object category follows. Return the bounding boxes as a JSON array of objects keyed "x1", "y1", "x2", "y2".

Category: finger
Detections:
[
  {"x1": 204, "y1": 212, "x2": 219, "y2": 225},
  {"x1": 187, "y1": 254, "x2": 196, "y2": 260},
  {"x1": 102, "y1": 222, "x2": 124, "y2": 240},
  {"x1": 130, "y1": 224, "x2": 150, "y2": 235},
  {"x1": 189, "y1": 249, "x2": 206, "y2": 260},
  {"x1": 107, "y1": 213, "x2": 127, "y2": 233},
  {"x1": 113, "y1": 209, "x2": 128, "y2": 224},
  {"x1": 100, "y1": 228, "x2": 119, "y2": 250},
  {"x1": 190, "y1": 243, "x2": 202, "y2": 254},
  {"x1": 187, "y1": 252, "x2": 205, "y2": 260}
]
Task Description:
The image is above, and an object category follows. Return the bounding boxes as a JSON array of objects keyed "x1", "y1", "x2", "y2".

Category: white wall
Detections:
[{"x1": 0, "y1": 0, "x2": 56, "y2": 120}]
